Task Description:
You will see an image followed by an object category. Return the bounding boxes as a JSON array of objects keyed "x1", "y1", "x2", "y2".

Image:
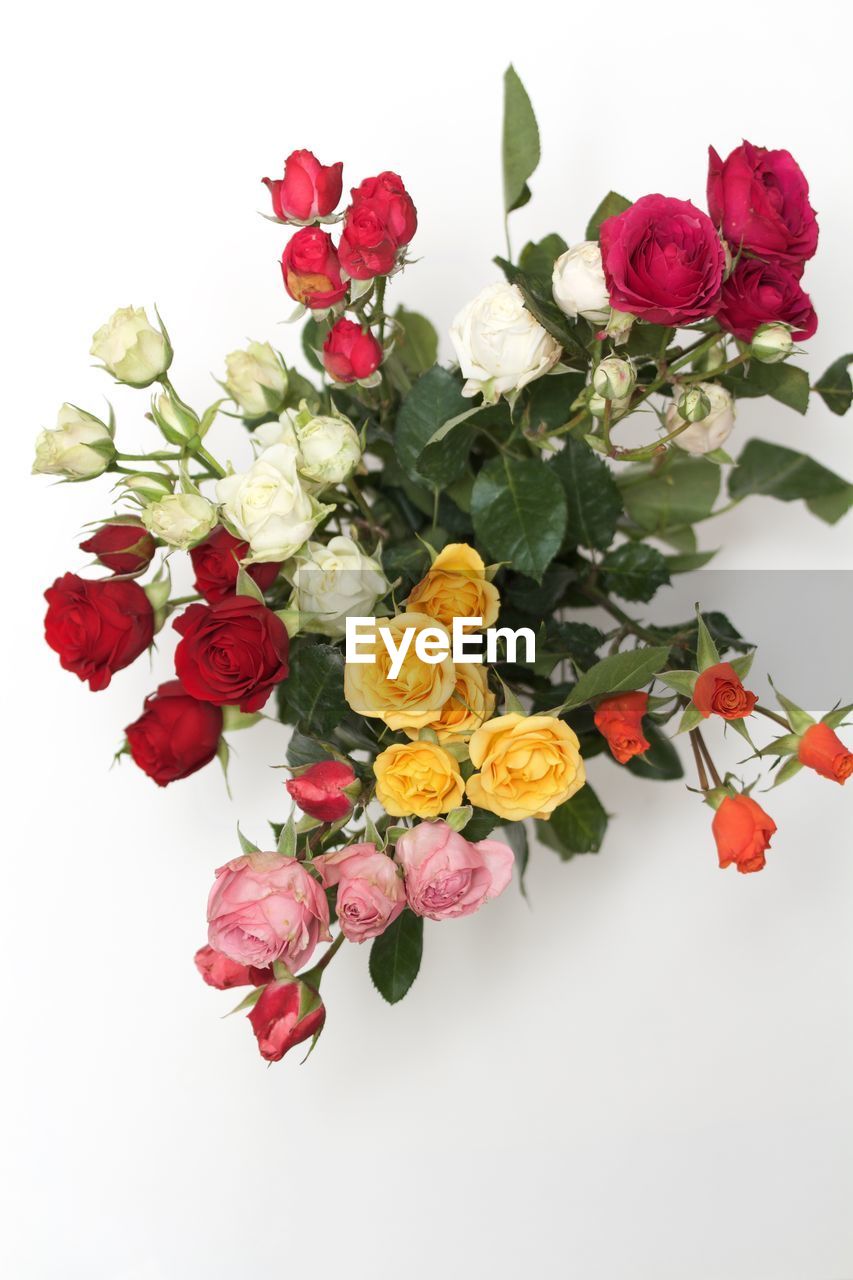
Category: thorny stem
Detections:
[
  {"x1": 754, "y1": 704, "x2": 792, "y2": 731},
  {"x1": 313, "y1": 931, "x2": 346, "y2": 974},
  {"x1": 689, "y1": 730, "x2": 710, "y2": 791},
  {"x1": 695, "y1": 728, "x2": 724, "y2": 788}
]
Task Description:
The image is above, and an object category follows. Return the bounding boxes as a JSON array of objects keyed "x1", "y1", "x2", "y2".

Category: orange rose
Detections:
[
  {"x1": 593, "y1": 691, "x2": 650, "y2": 764},
  {"x1": 693, "y1": 662, "x2": 757, "y2": 720},
  {"x1": 797, "y1": 722, "x2": 853, "y2": 784},
  {"x1": 712, "y1": 793, "x2": 776, "y2": 874},
  {"x1": 406, "y1": 543, "x2": 499, "y2": 629}
]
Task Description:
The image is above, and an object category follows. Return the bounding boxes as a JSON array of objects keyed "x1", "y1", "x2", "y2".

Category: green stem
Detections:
[
  {"x1": 754, "y1": 705, "x2": 792, "y2": 731},
  {"x1": 313, "y1": 931, "x2": 346, "y2": 974}
]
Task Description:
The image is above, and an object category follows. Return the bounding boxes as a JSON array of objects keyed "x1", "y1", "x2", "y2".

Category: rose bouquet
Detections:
[{"x1": 36, "y1": 68, "x2": 853, "y2": 1063}]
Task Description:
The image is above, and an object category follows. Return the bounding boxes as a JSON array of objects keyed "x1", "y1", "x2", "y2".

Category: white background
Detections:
[{"x1": 3, "y1": 2, "x2": 853, "y2": 1276}]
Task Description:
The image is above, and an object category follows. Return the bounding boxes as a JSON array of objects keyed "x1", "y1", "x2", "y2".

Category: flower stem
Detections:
[{"x1": 313, "y1": 931, "x2": 346, "y2": 974}]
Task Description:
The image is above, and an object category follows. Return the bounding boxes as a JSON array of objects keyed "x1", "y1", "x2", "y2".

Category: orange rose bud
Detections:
[
  {"x1": 712, "y1": 793, "x2": 776, "y2": 874},
  {"x1": 594, "y1": 691, "x2": 651, "y2": 764},
  {"x1": 693, "y1": 661, "x2": 757, "y2": 720},
  {"x1": 797, "y1": 722, "x2": 853, "y2": 784}
]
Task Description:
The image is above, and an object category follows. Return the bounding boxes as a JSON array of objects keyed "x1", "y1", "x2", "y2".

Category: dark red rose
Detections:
[
  {"x1": 79, "y1": 519, "x2": 156, "y2": 575},
  {"x1": 338, "y1": 172, "x2": 417, "y2": 280},
  {"x1": 262, "y1": 149, "x2": 343, "y2": 222},
  {"x1": 248, "y1": 977, "x2": 326, "y2": 1062},
  {"x1": 125, "y1": 680, "x2": 223, "y2": 786},
  {"x1": 173, "y1": 595, "x2": 289, "y2": 712},
  {"x1": 280, "y1": 227, "x2": 347, "y2": 309},
  {"x1": 600, "y1": 194, "x2": 725, "y2": 325},
  {"x1": 708, "y1": 141, "x2": 818, "y2": 272},
  {"x1": 189, "y1": 526, "x2": 281, "y2": 605},
  {"x1": 717, "y1": 256, "x2": 817, "y2": 343},
  {"x1": 44, "y1": 572, "x2": 154, "y2": 691},
  {"x1": 194, "y1": 944, "x2": 272, "y2": 990},
  {"x1": 322, "y1": 319, "x2": 383, "y2": 383},
  {"x1": 286, "y1": 760, "x2": 358, "y2": 821}
]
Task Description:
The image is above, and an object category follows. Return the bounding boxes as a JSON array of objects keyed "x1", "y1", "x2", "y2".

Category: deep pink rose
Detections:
[
  {"x1": 322, "y1": 319, "x2": 383, "y2": 383},
  {"x1": 286, "y1": 760, "x2": 357, "y2": 822},
  {"x1": 263, "y1": 149, "x2": 343, "y2": 222},
  {"x1": 600, "y1": 194, "x2": 725, "y2": 325},
  {"x1": 338, "y1": 171, "x2": 417, "y2": 280},
  {"x1": 207, "y1": 851, "x2": 331, "y2": 971},
  {"x1": 314, "y1": 842, "x2": 405, "y2": 943},
  {"x1": 280, "y1": 227, "x2": 348, "y2": 309},
  {"x1": 708, "y1": 141, "x2": 818, "y2": 272},
  {"x1": 248, "y1": 977, "x2": 326, "y2": 1063},
  {"x1": 193, "y1": 944, "x2": 272, "y2": 990},
  {"x1": 717, "y1": 256, "x2": 817, "y2": 342},
  {"x1": 394, "y1": 821, "x2": 514, "y2": 921}
]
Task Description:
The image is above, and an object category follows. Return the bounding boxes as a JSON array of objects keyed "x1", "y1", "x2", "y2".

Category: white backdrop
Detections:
[{"x1": 3, "y1": 2, "x2": 853, "y2": 1276}]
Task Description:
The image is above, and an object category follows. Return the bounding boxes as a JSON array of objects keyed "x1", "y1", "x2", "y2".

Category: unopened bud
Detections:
[
  {"x1": 121, "y1": 472, "x2": 174, "y2": 504},
  {"x1": 592, "y1": 356, "x2": 635, "y2": 400},
  {"x1": 589, "y1": 391, "x2": 630, "y2": 419},
  {"x1": 750, "y1": 324, "x2": 793, "y2": 364},
  {"x1": 676, "y1": 386, "x2": 712, "y2": 422},
  {"x1": 604, "y1": 309, "x2": 635, "y2": 345},
  {"x1": 152, "y1": 389, "x2": 199, "y2": 444}
]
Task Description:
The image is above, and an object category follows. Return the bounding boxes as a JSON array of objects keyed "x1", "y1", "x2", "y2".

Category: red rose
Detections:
[
  {"x1": 194, "y1": 944, "x2": 272, "y2": 990},
  {"x1": 248, "y1": 977, "x2": 326, "y2": 1063},
  {"x1": 797, "y1": 722, "x2": 853, "y2": 784},
  {"x1": 322, "y1": 319, "x2": 383, "y2": 383},
  {"x1": 44, "y1": 572, "x2": 154, "y2": 691},
  {"x1": 693, "y1": 662, "x2": 757, "y2": 721},
  {"x1": 173, "y1": 595, "x2": 289, "y2": 712},
  {"x1": 125, "y1": 680, "x2": 223, "y2": 786},
  {"x1": 600, "y1": 194, "x2": 725, "y2": 325},
  {"x1": 707, "y1": 142, "x2": 818, "y2": 272},
  {"x1": 286, "y1": 760, "x2": 358, "y2": 821},
  {"x1": 280, "y1": 227, "x2": 347, "y2": 309},
  {"x1": 338, "y1": 172, "x2": 417, "y2": 280},
  {"x1": 593, "y1": 691, "x2": 650, "y2": 764},
  {"x1": 79, "y1": 519, "x2": 156, "y2": 575},
  {"x1": 189, "y1": 526, "x2": 281, "y2": 605},
  {"x1": 712, "y1": 793, "x2": 776, "y2": 875},
  {"x1": 262, "y1": 149, "x2": 343, "y2": 222},
  {"x1": 716, "y1": 256, "x2": 817, "y2": 343},
  {"x1": 352, "y1": 172, "x2": 417, "y2": 246}
]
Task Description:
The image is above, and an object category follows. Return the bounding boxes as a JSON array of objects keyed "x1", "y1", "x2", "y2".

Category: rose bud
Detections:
[
  {"x1": 33, "y1": 404, "x2": 115, "y2": 481},
  {"x1": 189, "y1": 526, "x2": 281, "y2": 605},
  {"x1": 750, "y1": 323, "x2": 793, "y2": 364},
  {"x1": 589, "y1": 390, "x2": 630, "y2": 419},
  {"x1": 594, "y1": 691, "x2": 651, "y2": 764},
  {"x1": 322, "y1": 318, "x2": 383, "y2": 384},
  {"x1": 716, "y1": 257, "x2": 817, "y2": 344},
  {"x1": 797, "y1": 722, "x2": 853, "y2": 784},
  {"x1": 666, "y1": 382, "x2": 735, "y2": 456},
  {"x1": 79, "y1": 519, "x2": 156, "y2": 575},
  {"x1": 44, "y1": 573, "x2": 154, "y2": 691},
  {"x1": 207, "y1": 851, "x2": 330, "y2": 970},
  {"x1": 90, "y1": 306, "x2": 171, "y2": 387},
  {"x1": 676, "y1": 387, "x2": 712, "y2": 423},
  {"x1": 314, "y1": 843, "x2": 405, "y2": 943},
  {"x1": 712, "y1": 793, "x2": 777, "y2": 874},
  {"x1": 173, "y1": 595, "x2": 289, "y2": 712},
  {"x1": 125, "y1": 680, "x2": 223, "y2": 786},
  {"x1": 222, "y1": 341, "x2": 288, "y2": 419},
  {"x1": 395, "y1": 820, "x2": 514, "y2": 921},
  {"x1": 693, "y1": 661, "x2": 757, "y2": 721},
  {"x1": 140, "y1": 492, "x2": 218, "y2": 550},
  {"x1": 338, "y1": 204, "x2": 398, "y2": 280},
  {"x1": 286, "y1": 760, "x2": 359, "y2": 822},
  {"x1": 262, "y1": 149, "x2": 343, "y2": 222},
  {"x1": 351, "y1": 171, "x2": 417, "y2": 242},
  {"x1": 280, "y1": 227, "x2": 347, "y2": 310},
  {"x1": 248, "y1": 977, "x2": 326, "y2": 1063},
  {"x1": 707, "y1": 142, "x2": 818, "y2": 271},
  {"x1": 552, "y1": 241, "x2": 611, "y2": 325},
  {"x1": 194, "y1": 944, "x2": 272, "y2": 990},
  {"x1": 592, "y1": 356, "x2": 635, "y2": 401}
]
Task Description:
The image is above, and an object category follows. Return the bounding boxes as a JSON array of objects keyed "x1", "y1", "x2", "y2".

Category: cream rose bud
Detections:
[
  {"x1": 290, "y1": 536, "x2": 387, "y2": 637},
  {"x1": 90, "y1": 306, "x2": 171, "y2": 387},
  {"x1": 294, "y1": 414, "x2": 361, "y2": 486},
  {"x1": 450, "y1": 282, "x2": 561, "y2": 402},
  {"x1": 216, "y1": 443, "x2": 331, "y2": 562},
  {"x1": 592, "y1": 356, "x2": 635, "y2": 400},
  {"x1": 33, "y1": 404, "x2": 115, "y2": 480},
  {"x1": 750, "y1": 323, "x2": 793, "y2": 364},
  {"x1": 667, "y1": 382, "x2": 735, "y2": 455},
  {"x1": 223, "y1": 342, "x2": 288, "y2": 418},
  {"x1": 552, "y1": 242, "x2": 611, "y2": 325},
  {"x1": 152, "y1": 389, "x2": 199, "y2": 443},
  {"x1": 141, "y1": 493, "x2": 217, "y2": 549}
]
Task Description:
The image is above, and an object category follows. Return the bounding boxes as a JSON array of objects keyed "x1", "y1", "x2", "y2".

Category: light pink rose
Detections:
[
  {"x1": 394, "y1": 821, "x2": 514, "y2": 921},
  {"x1": 207, "y1": 851, "x2": 330, "y2": 971},
  {"x1": 314, "y1": 842, "x2": 405, "y2": 943}
]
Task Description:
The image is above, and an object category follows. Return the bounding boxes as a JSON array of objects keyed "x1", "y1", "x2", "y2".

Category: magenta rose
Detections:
[
  {"x1": 314, "y1": 842, "x2": 405, "y2": 943},
  {"x1": 207, "y1": 851, "x2": 330, "y2": 971},
  {"x1": 193, "y1": 944, "x2": 272, "y2": 990},
  {"x1": 262, "y1": 149, "x2": 343, "y2": 223},
  {"x1": 248, "y1": 977, "x2": 326, "y2": 1063},
  {"x1": 708, "y1": 141, "x2": 818, "y2": 272},
  {"x1": 394, "y1": 821, "x2": 514, "y2": 921},
  {"x1": 717, "y1": 256, "x2": 818, "y2": 343},
  {"x1": 600, "y1": 194, "x2": 725, "y2": 325}
]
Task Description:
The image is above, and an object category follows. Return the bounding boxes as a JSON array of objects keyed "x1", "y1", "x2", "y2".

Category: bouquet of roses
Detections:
[{"x1": 36, "y1": 67, "x2": 852, "y2": 1064}]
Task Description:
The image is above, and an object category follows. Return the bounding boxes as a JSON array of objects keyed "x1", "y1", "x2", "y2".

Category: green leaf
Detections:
[
  {"x1": 464, "y1": 809, "x2": 502, "y2": 841},
  {"x1": 284, "y1": 644, "x2": 347, "y2": 737},
  {"x1": 814, "y1": 353, "x2": 853, "y2": 416},
  {"x1": 301, "y1": 316, "x2": 331, "y2": 373},
  {"x1": 625, "y1": 323, "x2": 675, "y2": 359},
  {"x1": 369, "y1": 910, "x2": 424, "y2": 1004},
  {"x1": 286, "y1": 730, "x2": 336, "y2": 770},
  {"x1": 524, "y1": 372, "x2": 587, "y2": 433},
  {"x1": 621, "y1": 455, "x2": 720, "y2": 532},
  {"x1": 585, "y1": 191, "x2": 631, "y2": 241},
  {"x1": 237, "y1": 824, "x2": 260, "y2": 855},
  {"x1": 471, "y1": 455, "x2": 567, "y2": 582},
  {"x1": 519, "y1": 234, "x2": 568, "y2": 289},
  {"x1": 759, "y1": 732, "x2": 802, "y2": 758},
  {"x1": 559, "y1": 646, "x2": 671, "y2": 711},
  {"x1": 493, "y1": 256, "x2": 589, "y2": 359},
  {"x1": 729, "y1": 439, "x2": 853, "y2": 523},
  {"x1": 658, "y1": 670, "x2": 699, "y2": 697},
  {"x1": 502, "y1": 65, "x2": 540, "y2": 215},
  {"x1": 600, "y1": 542, "x2": 670, "y2": 603},
  {"x1": 772, "y1": 757, "x2": 804, "y2": 787},
  {"x1": 394, "y1": 308, "x2": 439, "y2": 378},
  {"x1": 626, "y1": 722, "x2": 684, "y2": 781},
  {"x1": 537, "y1": 784, "x2": 607, "y2": 858},
  {"x1": 276, "y1": 815, "x2": 297, "y2": 858},
  {"x1": 551, "y1": 438, "x2": 623, "y2": 550},
  {"x1": 499, "y1": 821, "x2": 530, "y2": 894},
  {"x1": 395, "y1": 365, "x2": 472, "y2": 486},
  {"x1": 676, "y1": 703, "x2": 704, "y2": 734},
  {"x1": 665, "y1": 550, "x2": 718, "y2": 573},
  {"x1": 732, "y1": 360, "x2": 810, "y2": 413},
  {"x1": 696, "y1": 610, "x2": 721, "y2": 671},
  {"x1": 806, "y1": 488, "x2": 853, "y2": 525},
  {"x1": 823, "y1": 703, "x2": 853, "y2": 730}
]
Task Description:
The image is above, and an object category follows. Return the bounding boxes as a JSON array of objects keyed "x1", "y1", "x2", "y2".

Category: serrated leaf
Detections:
[
  {"x1": 551, "y1": 437, "x2": 623, "y2": 550},
  {"x1": 736, "y1": 360, "x2": 811, "y2": 413},
  {"x1": 625, "y1": 723, "x2": 684, "y2": 781},
  {"x1": 284, "y1": 644, "x2": 347, "y2": 737},
  {"x1": 537, "y1": 784, "x2": 607, "y2": 857},
  {"x1": 559, "y1": 646, "x2": 671, "y2": 711},
  {"x1": 729, "y1": 440, "x2": 853, "y2": 523},
  {"x1": 621, "y1": 455, "x2": 720, "y2": 533},
  {"x1": 499, "y1": 821, "x2": 530, "y2": 895},
  {"x1": 814, "y1": 353, "x2": 853, "y2": 416},
  {"x1": 471, "y1": 454, "x2": 567, "y2": 582},
  {"x1": 502, "y1": 65, "x2": 540, "y2": 215},
  {"x1": 600, "y1": 542, "x2": 670, "y2": 603},
  {"x1": 369, "y1": 910, "x2": 424, "y2": 1005},
  {"x1": 394, "y1": 308, "x2": 439, "y2": 377},
  {"x1": 396, "y1": 364, "x2": 473, "y2": 486},
  {"x1": 586, "y1": 191, "x2": 631, "y2": 242}
]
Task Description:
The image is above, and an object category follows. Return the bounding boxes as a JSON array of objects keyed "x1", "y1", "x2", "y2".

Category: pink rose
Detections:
[
  {"x1": 314, "y1": 842, "x2": 405, "y2": 943},
  {"x1": 248, "y1": 977, "x2": 326, "y2": 1063},
  {"x1": 262, "y1": 149, "x2": 343, "y2": 223},
  {"x1": 707, "y1": 141, "x2": 818, "y2": 272},
  {"x1": 207, "y1": 851, "x2": 331, "y2": 971},
  {"x1": 193, "y1": 944, "x2": 272, "y2": 990},
  {"x1": 394, "y1": 820, "x2": 514, "y2": 921}
]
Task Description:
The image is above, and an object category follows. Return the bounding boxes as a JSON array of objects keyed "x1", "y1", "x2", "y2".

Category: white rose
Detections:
[
  {"x1": 32, "y1": 404, "x2": 114, "y2": 480},
  {"x1": 290, "y1": 536, "x2": 387, "y2": 637},
  {"x1": 552, "y1": 242, "x2": 611, "y2": 325},
  {"x1": 90, "y1": 306, "x2": 171, "y2": 386},
  {"x1": 223, "y1": 342, "x2": 287, "y2": 418},
  {"x1": 294, "y1": 414, "x2": 361, "y2": 486},
  {"x1": 667, "y1": 382, "x2": 736, "y2": 455},
  {"x1": 152, "y1": 388, "x2": 198, "y2": 442},
  {"x1": 141, "y1": 493, "x2": 218, "y2": 549},
  {"x1": 216, "y1": 443, "x2": 330, "y2": 562},
  {"x1": 252, "y1": 408, "x2": 300, "y2": 451},
  {"x1": 449, "y1": 282, "x2": 561, "y2": 402}
]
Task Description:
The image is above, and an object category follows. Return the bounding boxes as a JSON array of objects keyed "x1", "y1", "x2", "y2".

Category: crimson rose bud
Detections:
[
  {"x1": 79, "y1": 519, "x2": 156, "y2": 575},
  {"x1": 189, "y1": 526, "x2": 281, "y2": 605},
  {"x1": 338, "y1": 171, "x2": 417, "y2": 280},
  {"x1": 126, "y1": 680, "x2": 223, "y2": 786},
  {"x1": 44, "y1": 572, "x2": 154, "y2": 691},
  {"x1": 263, "y1": 149, "x2": 343, "y2": 222},
  {"x1": 286, "y1": 760, "x2": 358, "y2": 821},
  {"x1": 322, "y1": 318, "x2": 383, "y2": 383},
  {"x1": 717, "y1": 256, "x2": 817, "y2": 343},
  {"x1": 594, "y1": 691, "x2": 650, "y2": 764},
  {"x1": 248, "y1": 977, "x2": 326, "y2": 1063},
  {"x1": 693, "y1": 662, "x2": 758, "y2": 721},
  {"x1": 173, "y1": 595, "x2": 289, "y2": 712},
  {"x1": 352, "y1": 172, "x2": 417, "y2": 246},
  {"x1": 194, "y1": 944, "x2": 272, "y2": 990},
  {"x1": 707, "y1": 142, "x2": 818, "y2": 272},
  {"x1": 280, "y1": 227, "x2": 347, "y2": 309},
  {"x1": 797, "y1": 722, "x2": 853, "y2": 784},
  {"x1": 712, "y1": 793, "x2": 776, "y2": 874}
]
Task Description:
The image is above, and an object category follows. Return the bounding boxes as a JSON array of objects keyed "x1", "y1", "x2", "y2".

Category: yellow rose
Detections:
[
  {"x1": 407, "y1": 542, "x2": 500, "y2": 629},
  {"x1": 374, "y1": 740, "x2": 465, "y2": 818},
  {"x1": 344, "y1": 612, "x2": 456, "y2": 732},
  {"x1": 466, "y1": 713, "x2": 585, "y2": 821},
  {"x1": 403, "y1": 663, "x2": 495, "y2": 745}
]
